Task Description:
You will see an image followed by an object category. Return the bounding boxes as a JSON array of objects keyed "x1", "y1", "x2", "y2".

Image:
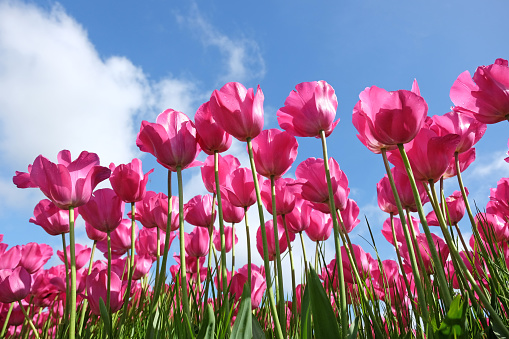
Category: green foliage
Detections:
[{"x1": 436, "y1": 295, "x2": 467, "y2": 339}]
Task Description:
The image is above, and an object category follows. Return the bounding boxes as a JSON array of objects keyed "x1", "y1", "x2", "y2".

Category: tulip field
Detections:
[{"x1": 2, "y1": 58, "x2": 509, "y2": 338}]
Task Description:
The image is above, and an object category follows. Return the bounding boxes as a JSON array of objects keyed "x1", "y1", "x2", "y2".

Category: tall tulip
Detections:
[
  {"x1": 195, "y1": 101, "x2": 232, "y2": 154},
  {"x1": 251, "y1": 129, "x2": 298, "y2": 179},
  {"x1": 79, "y1": 188, "x2": 124, "y2": 233},
  {"x1": 29, "y1": 199, "x2": 77, "y2": 236},
  {"x1": 19, "y1": 243, "x2": 53, "y2": 274}
]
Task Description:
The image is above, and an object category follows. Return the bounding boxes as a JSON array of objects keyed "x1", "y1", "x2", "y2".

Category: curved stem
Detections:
[
  {"x1": 320, "y1": 130, "x2": 347, "y2": 336},
  {"x1": 231, "y1": 223, "x2": 236, "y2": 275},
  {"x1": 177, "y1": 166, "x2": 191, "y2": 320},
  {"x1": 61, "y1": 233, "x2": 70, "y2": 323},
  {"x1": 0, "y1": 302, "x2": 14, "y2": 337},
  {"x1": 107, "y1": 231, "x2": 112, "y2": 313},
  {"x1": 78, "y1": 240, "x2": 97, "y2": 335},
  {"x1": 282, "y1": 214, "x2": 297, "y2": 326},
  {"x1": 246, "y1": 137, "x2": 283, "y2": 339},
  {"x1": 270, "y1": 175, "x2": 285, "y2": 326},
  {"x1": 204, "y1": 193, "x2": 216, "y2": 306},
  {"x1": 155, "y1": 227, "x2": 161, "y2": 292},
  {"x1": 299, "y1": 232, "x2": 308, "y2": 276},
  {"x1": 244, "y1": 207, "x2": 252, "y2": 289},
  {"x1": 68, "y1": 206, "x2": 77, "y2": 339},
  {"x1": 18, "y1": 301, "x2": 40, "y2": 339}
]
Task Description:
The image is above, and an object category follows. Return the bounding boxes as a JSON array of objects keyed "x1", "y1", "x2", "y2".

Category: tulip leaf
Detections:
[
  {"x1": 98, "y1": 298, "x2": 112, "y2": 338},
  {"x1": 231, "y1": 284, "x2": 252, "y2": 339},
  {"x1": 300, "y1": 284, "x2": 312, "y2": 339},
  {"x1": 196, "y1": 303, "x2": 215, "y2": 339},
  {"x1": 252, "y1": 316, "x2": 266, "y2": 339},
  {"x1": 347, "y1": 315, "x2": 360, "y2": 339},
  {"x1": 436, "y1": 294, "x2": 467, "y2": 338},
  {"x1": 308, "y1": 267, "x2": 341, "y2": 338}
]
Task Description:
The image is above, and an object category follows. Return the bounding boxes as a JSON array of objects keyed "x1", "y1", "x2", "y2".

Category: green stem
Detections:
[
  {"x1": 203, "y1": 193, "x2": 216, "y2": 310},
  {"x1": 177, "y1": 166, "x2": 191, "y2": 320},
  {"x1": 214, "y1": 151, "x2": 229, "y2": 315},
  {"x1": 18, "y1": 301, "x2": 40, "y2": 339},
  {"x1": 155, "y1": 227, "x2": 160, "y2": 292},
  {"x1": 246, "y1": 137, "x2": 283, "y2": 339},
  {"x1": 319, "y1": 130, "x2": 347, "y2": 336},
  {"x1": 231, "y1": 222, "x2": 236, "y2": 275},
  {"x1": 78, "y1": 241, "x2": 96, "y2": 335},
  {"x1": 0, "y1": 302, "x2": 14, "y2": 337},
  {"x1": 397, "y1": 143, "x2": 452, "y2": 309},
  {"x1": 299, "y1": 232, "x2": 308, "y2": 276},
  {"x1": 381, "y1": 148, "x2": 428, "y2": 320},
  {"x1": 282, "y1": 214, "x2": 297, "y2": 327},
  {"x1": 120, "y1": 202, "x2": 136, "y2": 331},
  {"x1": 244, "y1": 207, "x2": 252, "y2": 289},
  {"x1": 68, "y1": 207, "x2": 77, "y2": 339},
  {"x1": 61, "y1": 233, "x2": 70, "y2": 323},
  {"x1": 107, "y1": 231, "x2": 112, "y2": 313}
]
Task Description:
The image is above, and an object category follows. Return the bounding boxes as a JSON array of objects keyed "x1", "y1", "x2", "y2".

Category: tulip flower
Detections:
[
  {"x1": 474, "y1": 212, "x2": 509, "y2": 243},
  {"x1": 184, "y1": 226, "x2": 210, "y2": 258},
  {"x1": 201, "y1": 154, "x2": 240, "y2": 194},
  {"x1": 57, "y1": 244, "x2": 91, "y2": 270},
  {"x1": 221, "y1": 198, "x2": 244, "y2": 224},
  {"x1": 29, "y1": 199, "x2": 79, "y2": 236},
  {"x1": 381, "y1": 216, "x2": 420, "y2": 248},
  {"x1": 426, "y1": 189, "x2": 468, "y2": 226},
  {"x1": 86, "y1": 268, "x2": 125, "y2": 315},
  {"x1": 27, "y1": 150, "x2": 110, "y2": 209},
  {"x1": 0, "y1": 266, "x2": 32, "y2": 303},
  {"x1": 304, "y1": 208, "x2": 333, "y2": 242},
  {"x1": 12, "y1": 165, "x2": 37, "y2": 188},
  {"x1": 183, "y1": 195, "x2": 216, "y2": 228},
  {"x1": 451, "y1": 58, "x2": 509, "y2": 124},
  {"x1": 260, "y1": 177, "x2": 299, "y2": 215},
  {"x1": 213, "y1": 226, "x2": 238, "y2": 253},
  {"x1": 136, "y1": 109, "x2": 201, "y2": 171},
  {"x1": 340, "y1": 244, "x2": 374, "y2": 284},
  {"x1": 85, "y1": 222, "x2": 107, "y2": 242},
  {"x1": 135, "y1": 227, "x2": 174, "y2": 260},
  {"x1": 230, "y1": 264, "x2": 266, "y2": 309},
  {"x1": 0, "y1": 245, "x2": 21, "y2": 269},
  {"x1": 222, "y1": 167, "x2": 258, "y2": 208},
  {"x1": 256, "y1": 219, "x2": 293, "y2": 261},
  {"x1": 209, "y1": 82, "x2": 264, "y2": 142},
  {"x1": 79, "y1": 188, "x2": 124, "y2": 233},
  {"x1": 133, "y1": 192, "x2": 179, "y2": 232},
  {"x1": 195, "y1": 101, "x2": 233, "y2": 154},
  {"x1": 96, "y1": 219, "x2": 138, "y2": 256},
  {"x1": 352, "y1": 81, "x2": 428, "y2": 150},
  {"x1": 132, "y1": 255, "x2": 155, "y2": 281},
  {"x1": 442, "y1": 148, "x2": 476, "y2": 179},
  {"x1": 251, "y1": 129, "x2": 298, "y2": 179},
  {"x1": 488, "y1": 177, "x2": 509, "y2": 217},
  {"x1": 376, "y1": 175, "x2": 399, "y2": 214},
  {"x1": 399, "y1": 233, "x2": 450, "y2": 274},
  {"x1": 19, "y1": 242, "x2": 53, "y2": 274},
  {"x1": 109, "y1": 158, "x2": 153, "y2": 203},
  {"x1": 339, "y1": 199, "x2": 360, "y2": 233},
  {"x1": 285, "y1": 198, "x2": 311, "y2": 234},
  {"x1": 386, "y1": 167, "x2": 429, "y2": 212},
  {"x1": 277, "y1": 80, "x2": 339, "y2": 138}
]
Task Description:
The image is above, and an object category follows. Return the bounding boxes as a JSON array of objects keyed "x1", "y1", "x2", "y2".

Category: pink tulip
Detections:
[
  {"x1": 172, "y1": 254, "x2": 207, "y2": 282},
  {"x1": 96, "y1": 219, "x2": 139, "y2": 256},
  {"x1": 184, "y1": 195, "x2": 216, "y2": 228},
  {"x1": 30, "y1": 266, "x2": 64, "y2": 307},
  {"x1": 488, "y1": 177, "x2": 509, "y2": 217},
  {"x1": 388, "y1": 127, "x2": 460, "y2": 183},
  {"x1": 222, "y1": 167, "x2": 258, "y2": 208},
  {"x1": 85, "y1": 222, "x2": 107, "y2": 242},
  {"x1": 426, "y1": 189, "x2": 468, "y2": 226},
  {"x1": 79, "y1": 188, "x2": 124, "y2": 233},
  {"x1": 0, "y1": 245, "x2": 21, "y2": 269},
  {"x1": 213, "y1": 226, "x2": 238, "y2": 253},
  {"x1": 430, "y1": 111, "x2": 486, "y2": 154},
  {"x1": 201, "y1": 154, "x2": 240, "y2": 194},
  {"x1": 442, "y1": 147, "x2": 476, "y2": 179},
  {"x1": 136, "y1": 109, "x2": 201, "y2": 171},
  {"x1": 304, "y1": 208, "x2": 333, "y2": 242},
  {"x1": 1, "y1": 301, "x2": 27, "y2": 326},
  {"x1": 295, "y1": 157, "x2": 350, "y2": 212},
  {"x1": 251, "y1": 129, "x2": 298, "y2": 179},
  {"x1": 209, "y1": 82, "x2": 264, "y2": 142},
  {"x1": 29, "y1": 199, "x2": 77, "y2": 236},
  {"x1": 256, "y1": 219, "x2": 293, "y2": 261},
  {"x1": 474, "y1": 212, "x2": 509, "y2": 243},
  {"x1": 57, "y1": 244, "x2": 91, "y2": 270},
  {"x1": 135, "y1": 227, "x2": 174, "y2": 260},
  {"x1": 134, "y1": 192, "x2": 179, "y2": 232},
  {"x1": 260, "y1": 177, "x2": 300, "y2": 215},
  {"x1": 28, "y1": 150, "x2": 111, "y2": 209},
  {"x1": 230, "y1": 264, "x2": 266, "y2": 309},
  {"x1": 341, "y1": 244, "x2": 373, "y2": 284},
  {"x1": 12, "y1": 164, "x2": 37, "y2": 188},
  {"x1": 195, "y1": 101, "x2": 233, "y2": 154},
  {"x1": 19, "y1": 242, "x2": 53, "y2": 274},
  {"x1": 285, "y1": 198, "x2": 311, "y2": 234},
  {"x1": 399, "y1": 233, "x2": 449, "y2": 274},
  {"x1": 352, "y1": 81, "x2": 428, "y2": 150},
  {"x1": 132, "y1": 254, "x2": 155, "y2": 281},
  {"x1": 376, "y1": 175, "x2": 398, "y2": 214},
  {"x1": 371, "y1": 259, "x2": 400, "y2": 290},
  {"x1": 451, "y1": 58, "x2": 509, "y2": 124},
  {"x1": 109, "y1": 158, "x2": 153, "y2": 203},
  {"x1": 384, "y1": 167, "x2": 429, "y2": 212},
  {"x1": 184, "y1": 227, "x2": 210, "y2": 258},
  {"x1": 381, "y1": 216, "x2": 420, "y2": 248},
  {"x1": 277, "y1": 80, "x2": 339, "y2": 138},
  {"x1": 221, "y1": 198, "x2": 244, "y2": 224},
  {"x1": 0, "y1": 266, "x2": 31, "y2": 303},
  {"x1": 339, "y1": 199, "x2": 360, "y2": 233},
  {"x1": 86, "y1": 268, "x2": 125, "y2": 315}
]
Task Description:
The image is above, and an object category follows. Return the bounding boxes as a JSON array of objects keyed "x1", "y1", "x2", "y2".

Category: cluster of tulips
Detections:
[{"x1": 1, "y1": 57, "x2": 509, "y2": 338}]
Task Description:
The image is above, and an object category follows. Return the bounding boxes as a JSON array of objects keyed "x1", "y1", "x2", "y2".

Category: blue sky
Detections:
[{"x1": 0, "y1": 0, "x2": 508, "y2": 291}]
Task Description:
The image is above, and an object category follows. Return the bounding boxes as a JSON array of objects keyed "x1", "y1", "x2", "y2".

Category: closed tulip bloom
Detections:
[
  {"x1": 256, "y1": 219, "x2": 293, "y2": 261},
  {"x1": 213, "y1": 226, "x2": 238, "y2": 253},
  {"x1": 260, "y1": 177, "x2": 300, "y2": 215},
  {"x1": 201, "y1": 154, "x2": 240, "y2": 194},
  {"x1": 285, "y1": 198, "x2": 311, "y2": 234},
  {"x1": 488, "y1": 177, "x2": 509, "y2": 217},
  {"x1": 195, "y1": 101, "x2": 233, "y2": 154},
  {"x1": 57, "y1": 244, "x2": 91, "y2": 270},
  {"x1": 339, "y1": 199, "x2": 360, "y2": 233},
  {"x1": 388, "y1": 127, "x2": 460, "y2": 183},
  {"x1": 96, "y1": 219, "x2": 139, "y2": 256},
  {"x1": 109, "y1": 158, "x2": 153, "y2": 203},
  {"x1": 134, "y1": 192, "x2": 179, "y2": 232},
  {"x1": 209, "y1": 82, "x2": 264, "y2": 142},
  {"x1": 384, "y1": 167, "x2": 429, "y2": 212},
  {"x1": 221, "y1": 198, "x2": 244, "y2": 224},
  {"x1": 400, "y1": 233, "x2": 449, "y2": 274},
  {"x1": 29, "y1": 199, "x2": 77, "y2": 235},
  {"x1": 251, "y1": 129, "x2": 298, "y2": 179},
  {"x1": 79, "y1": 188, "x2": 124, "y2": 233},
  {"x1": 222, "y1": 167, "x2": 258, "y2": 208},
  {"x1": 0, "y1": 266, "x2": 32, "y2": 303},
  {"x1": 85, "y1": 222, "x2": 107, "y2": 242},
  {"x1": 136, "y1": 109, "x2": 201, "y2": 171},
  {"x1": 86, "y1": 268, "x2": 125, "y2": 315},
  {"x1": 135, "y1": 227, "x2": 174, "y2": 260},
  {"x1": 304, "y1": 208, "x2": 333, "y2": 242},
  {"x1": 184, "y1": 195, "x2": 216, "y2": 228},
  {"x1": 28, "y1": 150, "x2": 111, "y2": 209},
  {"x1": 430, "y1": 111, "x2": 486, "y2": 154},
  {"x1": 277, "y1": 80, "x2": 339, "y2": 138},
  {"x1": 381, "y1": 216, "x2": 420, "y2": 248},
  {"x1": 353, "y1": 81, "x2": 428, "y2": 148},
  {"x1": 132, "y1": 254, "x2": 155, "y2": 281},
  {"x1": 426, "y1": 189, "x2": 468, "y2": 226},
  {"x1": 376, "y1": 175, "x2": 399, "y2": 214},
  {"x1": 184, "y1": 226, "x2": 210, "y2": 258},
  {"x1": 451, "y1": 58, "x2": 509, "y2": 124},
  {"x1": 295, "y1": 157, "x2": 350, "y2": 212},
  {"x1": 341, "y1": 244, "x2": 373, "y2": 283},
  {"x1": 19, "y1": 242, "x2": 53, "y2": 274},
  {"x1": 230, "y1": 264, "x2": 266, "y2": 308}
]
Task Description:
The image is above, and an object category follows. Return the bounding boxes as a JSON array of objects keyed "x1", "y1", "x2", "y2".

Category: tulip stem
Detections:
[
  {"x1": 299, "y1": 232, "x2": 308, "y2": 276},
  {"x1": 78, "y1": 240, "x2": 97, "y2": 335},
  {"x1": 203, "y1": 193, "x2": 216, "y2": 311},
  {"x1": 244, "y1": 207, "x2": 252, "y2": 289},
  {"x1": 68, "y1": 206, "x2": 77, "y2": 339},
  {"x1": 214, "y1": 151, "x2": 229, "y2": 318},
  {"x1": 155, "y1": 227, "x2": 160, "y2": 293},
  {"x1": 0, "y1": 302, "x2": 14, "y2": 337},
  {"x1": 319, "y1": 130, "x2": 348, "y2": 336},
  {"x1": 397, "y1": 144, "x2": 452, "y2": 309},
  {"x1": 282, "y1": 214, "x2": 297, "y2": 330},
  {"x1": 61, "y1": 233, "x2": 70, "y2": 323},
  {"x1": 177, "y1": 166, "x2": 191, "y2": 321},
  {"x1": 231, "y1": 222, "x2": 236, "y2": 275},
  {"x1": 246, "y1": 137, "x2": 284, "y2": 339},
  {"x1": 120, "y1": 202, "x2": 136, "y2": 331},
  {"x1": 107, "y1": 231, "x2": 112, "y2": 314},
  {"x1": 18, "y1": 301, "x2": 40, "y2": 339}
]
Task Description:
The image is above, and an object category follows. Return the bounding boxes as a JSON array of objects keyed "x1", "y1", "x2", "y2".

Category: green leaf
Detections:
[
  {"x1": 300, "y1": 284, "x2": 312, "y2": 339},
  {"x1": 231, "y1": 284, "x2": 253, "y2": 339},
  {"x1": 196, "y1": 304, "x2": 215, "y2": 339},
  {"x1": 436, "y1": 294, "x2": 467, "y2": 339},
  {"x1": 252, "y1": 316, "x2": 266, "y2": 339},
  {"x1": 308, "y1": 267, "x2": 341, "y2": 338},
  {"x1": 98, "y1": 298, "x2": 112, "y2": 338},
  {"x1": 347, "y1": 316, "x2": 359, "y2": 339}
]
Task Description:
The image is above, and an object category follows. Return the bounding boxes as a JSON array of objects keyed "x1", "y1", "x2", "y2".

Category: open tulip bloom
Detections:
[{"x1": 9, "y1": 60, "x2": 509, "y2": 338}]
